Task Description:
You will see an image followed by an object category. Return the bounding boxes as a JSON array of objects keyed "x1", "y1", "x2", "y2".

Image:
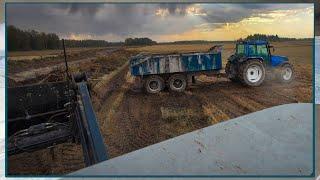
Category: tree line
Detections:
[
  {"x1": 8, "y1": 25, "x2": 60, "y2": 51},
  {"x1": 8, "y1": 25, "x2": 159, "y2": 51},
  {"x1": 124, "y1": 37, "x2": 157, "y2": 46},
  {"x1": 240, "y1": 34, "x2": 297, "y2": 42},
  {"x1": 7, "y1": 25, "x2": 124, "y2": 51}
]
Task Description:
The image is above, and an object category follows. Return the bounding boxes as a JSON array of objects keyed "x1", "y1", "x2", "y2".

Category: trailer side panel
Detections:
[{"x1": 130, "y1": 52, "x2": 222, "y2": 76}]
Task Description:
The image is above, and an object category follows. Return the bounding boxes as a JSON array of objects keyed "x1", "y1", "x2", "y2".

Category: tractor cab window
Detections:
[
  {"x1": 236, "y1": 44, "x2": 245, "y2": 55},
  {"x1": 257, "y1": 45, "x2": 268, "y2": 56},
  {"x1": 248, "y1": 45, "x2": 257, "y2": 55}
]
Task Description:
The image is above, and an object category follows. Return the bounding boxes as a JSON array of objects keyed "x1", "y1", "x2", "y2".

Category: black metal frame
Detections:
[{"x1": 7, "y1": 78, "x2": 108, "y2": 166}]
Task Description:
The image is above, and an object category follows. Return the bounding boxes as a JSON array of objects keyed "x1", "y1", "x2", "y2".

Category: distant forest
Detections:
[
  {"x1": 159, "y1": 34, "x2": 310, "y2": 44},
  {"x1": 7, "y1": 26, "x2": 158, "y2": 51},
  {"x1": 7, "y1": 26, "x2": 126, "y2": 51},
  {"x1": 158, "y1": 34, "x2": 308, "y2": 45},
  {"x1": 8, "y1": 26, "x2": 60, "y2": 51},
  {"x1": 124, "y1": 37, "x2": 156, "y2": 46},
  {"x1": 240, "y1": 34, "x2": 304, "y2": 42}
]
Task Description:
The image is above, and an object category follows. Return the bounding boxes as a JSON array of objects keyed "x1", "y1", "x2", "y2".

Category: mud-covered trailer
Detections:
[
  {"x1": 130, "y1": 52, "x2": 222, "y2": 75},
  {"x1": 130, "y1": 47, "x2": 223, "y2": 93}
]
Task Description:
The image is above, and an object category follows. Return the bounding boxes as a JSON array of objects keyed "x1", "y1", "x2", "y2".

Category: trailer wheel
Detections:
[
  {"x1": 145, "y1": 75, "x2": 164, "y2": 94},
  {"x1": 168, "y1": 74, "x2": 187, "y2": 92},
  {"x1": 239, "y1": 60, "x2": 265, "y2": 86},
  {"x1": 277, "y1": 63, "x2": 294, "y2": 83}
]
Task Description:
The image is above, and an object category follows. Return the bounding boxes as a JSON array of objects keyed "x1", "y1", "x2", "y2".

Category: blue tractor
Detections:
[{"x1": 225, "y1": 40, "x2": 294, "y2": 86}]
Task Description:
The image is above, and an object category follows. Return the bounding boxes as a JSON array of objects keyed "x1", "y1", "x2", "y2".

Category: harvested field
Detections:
[
  {"x1": 8, "y1": 47, "x2": 135, "y2": 86},
  {"x1": 8, "y1": 47, "x2": 122, "y2": 75},
  {"x1": 8, "y1": 47, "x2": 107, "y2": 59},
  {"x1": 8, "y1": 40, "x2": 312, "y2": 175}
]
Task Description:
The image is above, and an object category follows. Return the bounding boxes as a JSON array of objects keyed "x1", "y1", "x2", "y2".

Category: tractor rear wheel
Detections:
[
  {"x1": 168, "y1": 74, "x2": 187, "y2": 92},
  {"x1": 239, "y1": 60, "x2": 266, "y2": 86},
  {"x1": 144, "y1": 75, "x2": 164, "y2": 94},
  {"x1": 225, "y1": 61, "x2": 239, "y2": 82},
  {"x1": 277, "y1": 63, "x2": 294, "y2": 83}
]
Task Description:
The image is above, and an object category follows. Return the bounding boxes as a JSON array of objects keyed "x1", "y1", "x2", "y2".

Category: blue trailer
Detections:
[
  {"x1": 130, "y1": 51, "x2": 222, "y2": 76},
  {"x1": 130, "y1": 41, "x2": 294, "y2": 93}
]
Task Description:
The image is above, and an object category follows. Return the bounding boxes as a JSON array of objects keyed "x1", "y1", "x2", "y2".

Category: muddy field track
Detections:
[
  {"x1": 94, "y1": 66, "x2": 310, "y2": 159},
  {"x1": 8, "y1": 41, "x2": 312, "y2": 175}
]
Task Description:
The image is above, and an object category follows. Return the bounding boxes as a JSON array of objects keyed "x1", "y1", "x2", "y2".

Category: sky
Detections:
[{"x1": 6, "y1": 3, "x2": 315, "y2": 42}]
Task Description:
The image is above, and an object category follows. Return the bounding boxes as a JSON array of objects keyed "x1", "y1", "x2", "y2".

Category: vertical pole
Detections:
[{"x1": 62, "y1": 39, "x2": 71, "y2": 80}]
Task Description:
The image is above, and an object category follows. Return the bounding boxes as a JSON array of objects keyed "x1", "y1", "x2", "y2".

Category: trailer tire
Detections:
[
  {"x1": 239, "y1": 59, "x2": 265, "y2": 87},
  {"x1": 144, "y1": 75, "x2": 164, "y2": 94},
  {"x1": 277, "y1": 63, "x2": 294, "y2": 83},
  {"x1": 168, "y1": 74, "x2": 187, "y2": 92}
]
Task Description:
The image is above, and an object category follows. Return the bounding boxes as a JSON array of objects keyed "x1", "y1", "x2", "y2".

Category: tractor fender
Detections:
[
  {"x1": 275, "y1": 61, "x2": 291, "y2": 68},
  {"x1": 227, "y1": 54, "x2": 239, "y2": 63},
  {"x1": 238, "y1": 57, "x2": 264, "y2": 63}
]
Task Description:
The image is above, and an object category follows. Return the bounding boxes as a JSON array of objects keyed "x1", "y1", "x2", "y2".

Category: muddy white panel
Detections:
[
  {"x1": 72, "y1": 103, "x2": 313, "y2": 176},
  {"x1": 158, "y1": 57, "x2": 166, "y2": 74},
  {"x1": 168, "y1": 55, "x2": 181, "y2": 73}
]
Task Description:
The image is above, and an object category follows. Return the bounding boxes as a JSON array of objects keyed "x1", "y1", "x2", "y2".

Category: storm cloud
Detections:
[{"x1": 6, "y1": 3, "x2": 314, "y2": 41}]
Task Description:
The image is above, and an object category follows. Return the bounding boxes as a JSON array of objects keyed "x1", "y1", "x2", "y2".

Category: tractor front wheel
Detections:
[
  {"x1": 277, "y1": 63, "x2": 294, "y2": 83},
  {"x1": 239, "y1": 60, "x2": 266, "y2": 87}
]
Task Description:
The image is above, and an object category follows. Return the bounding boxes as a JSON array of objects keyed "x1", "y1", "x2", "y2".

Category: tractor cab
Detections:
[{"x1": 235, "y1": 40, "x2": 289, "y2": 68}]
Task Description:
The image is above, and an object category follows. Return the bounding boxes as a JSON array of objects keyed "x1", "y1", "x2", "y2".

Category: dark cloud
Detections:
[
  {"x1": 68, "y1": 4, "x2": 101, "y2": 15},
  {"x1": 6, "y1": 3, "x2": 314, "y2": 41},
  {"x1": 7, "y1": 4, "x2": 194, "y2": 37},
  {"x1": 202, "y1": 4, "x2": 310, "y2": 23},
  {"x1": 196, "y1": 4, "x2": 314, "y2": 31}
]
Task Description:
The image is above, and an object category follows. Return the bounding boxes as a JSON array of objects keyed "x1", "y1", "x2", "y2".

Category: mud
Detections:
[{"x1": 8, "y1": 143, "x2": 84, "y2": 175}]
